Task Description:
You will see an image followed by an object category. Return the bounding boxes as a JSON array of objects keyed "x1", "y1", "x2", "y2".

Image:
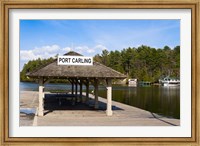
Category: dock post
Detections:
[
  {"x1": 94, "y1": 79, "x2": 99, "y2": 109},
  {"x1": 38, "y1": 78, "x2": 44, "y2": 116},
  {"x1": 106, "y1": 79, "x2": 113, "y2": 116}
]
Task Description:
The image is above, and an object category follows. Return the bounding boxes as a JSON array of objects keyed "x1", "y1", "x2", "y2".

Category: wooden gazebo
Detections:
[{"x1": 27, "y1": 51, "x2": 126, "y2": 116}]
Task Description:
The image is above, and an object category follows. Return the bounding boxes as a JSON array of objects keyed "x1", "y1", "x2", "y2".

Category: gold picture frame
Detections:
[{"x1": 0, "y1": 0, "x2": 199, "y2": 145}]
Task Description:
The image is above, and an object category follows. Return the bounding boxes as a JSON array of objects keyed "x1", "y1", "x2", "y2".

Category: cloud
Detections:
[
  {"x1": 74, "y1": 46, "x2": 89, "y2": 54},
  {"x1": 87, "y1": 49, "x2": 95, "y2": 53},
  {"x1": 34, "y1": 45, "x2": 60, "y2": 53},
  {"x1": 20, "y1": 50, "x2": 41, "y2": 61},
  {"x1": 20, "y1": 45, "x2": 62, "y2": 61},
  {"x1": 72, "y1": 45, "x2": 107, "y2": 54},
  {"x1": 62, "y1": 47, "x2": 71, "y2": 52},
  {"x1": 94, "y1": 45, "x2": 107, "y2": 51},
  {"x1": 20, "y1": 44, "x2": 108, "y2": 61}
]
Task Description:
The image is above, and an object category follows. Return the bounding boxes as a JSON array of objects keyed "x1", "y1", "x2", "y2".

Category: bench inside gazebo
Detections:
[{"x1": 27, "y1": 51, "x2": 126, "y2": 116}]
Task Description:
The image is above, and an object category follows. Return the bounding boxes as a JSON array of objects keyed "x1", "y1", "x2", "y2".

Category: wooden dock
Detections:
[{"x1": 20, "y1": 91, "x2": 180, "y2": 126}]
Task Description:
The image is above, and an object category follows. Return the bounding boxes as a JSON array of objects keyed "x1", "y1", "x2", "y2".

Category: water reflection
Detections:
[
  {"x1": 20, "y1": 108, "x2": 36, "y2": 115},
  {"x1": 98, "y1": 85, "x2": 180, "y2": 119}
]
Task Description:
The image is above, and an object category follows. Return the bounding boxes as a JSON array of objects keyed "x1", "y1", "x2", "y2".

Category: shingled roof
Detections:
[{"x1": 27, "y1": 51, "x2": 127, "y2": 79}]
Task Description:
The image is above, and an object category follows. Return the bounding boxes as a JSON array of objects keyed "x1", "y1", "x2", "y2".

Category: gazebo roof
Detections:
[{"x1": 27, "y1": 51, "x2": 127, "y2": 79}]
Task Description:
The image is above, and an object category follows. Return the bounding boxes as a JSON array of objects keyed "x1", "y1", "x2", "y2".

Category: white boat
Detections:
[
  {"x1": 160, "y1": 76, "x2": 180, "y2": 87},
  {"x1": 128, "y1": 79, "x2": 137, "y2": 86}
]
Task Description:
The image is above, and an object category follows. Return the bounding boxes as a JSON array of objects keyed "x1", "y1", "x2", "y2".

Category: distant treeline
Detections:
[
  {"x1": 20, "y1": 57, "x2": 53, "y2": 82},
  {"x1": 94, "y1": 45, "x2": 180, "y2": 82},
  {"x1": 20, "y1": 45, "x2": 180, "y2": 83}
]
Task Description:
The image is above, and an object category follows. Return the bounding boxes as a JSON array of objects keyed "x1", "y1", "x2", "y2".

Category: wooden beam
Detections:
[
  {"x1": 69, "y1": 79, "x2": 76, "y2": 105},
  {"x1": 85, "y1": 79, "x2": 89, "y2": 103},
  {"x1": 75, "y1": 79, "x2": 78, "y2": 102},
  {"x1": 81, "y1": 79, "x2": 90, "y2": 103},
  {"x1": 81, "y1": 79, "x2": 88, "y2": 86},
  {"x1": 80, "y1": 81, "x2": 83, "y2": 103},
  {"x1": 43, "y1": 78, "x2": 51, "y2": 84},
  {"x1": 94, "y1": 79, "x2": 99, "y2": 109},
  {"x1": 68, "y1": 79, "x2": 73, "y2": 84},
  {"x1": 90, "y1": 79, "x2": 95, "y2": 86},
  {"x1": 100, "y1": 79, "x2": 107, "y2": 87},
  {"x1": 71, "y1": 81, "x2": 74, "y2": 95},
  {"x1": 77, "y1": 79, "x2": 81, "y2": 85}
]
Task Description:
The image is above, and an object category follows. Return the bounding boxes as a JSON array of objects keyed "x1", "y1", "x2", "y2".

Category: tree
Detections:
[
  {"x1": 108, "y1": 50, "x2": 124, "y2": 73},
  {"x1": 93, "y1": 45, "x2": 180, "y2": 82},
  {"x1": 20, "y1": 57, "x2": 54, "y2": 82},
  {"x1": 101, "y1": 49, "x2": 110, "y2": 66},
  {"x1": 21, "y1": 45, "x2": 180, "y2": 83}
]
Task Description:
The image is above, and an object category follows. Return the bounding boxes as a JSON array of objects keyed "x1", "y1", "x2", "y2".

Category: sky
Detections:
[{"x1": 20, "y1": 20, "x2": 180, "y2": 70}]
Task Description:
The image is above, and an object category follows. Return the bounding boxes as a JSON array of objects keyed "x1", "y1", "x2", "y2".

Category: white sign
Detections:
[{"x1": 57, "y1": 56, "x2": 93, "y2": 66}]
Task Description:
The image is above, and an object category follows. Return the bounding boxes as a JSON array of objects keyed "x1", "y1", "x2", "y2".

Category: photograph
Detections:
[
  {"x1": 19, "y1": 19, "x2": 180, "y2": 127},
  {"x1": 1, "y1": 0, "x2": 199, "y2": 144}
]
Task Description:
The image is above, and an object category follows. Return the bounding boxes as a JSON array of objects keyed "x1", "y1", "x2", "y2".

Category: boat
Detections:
[
  {"x1": 138, "y1": 81, "x2": 151, "y2": 87},
  {"x1": 159, "y1": 76, "x2": 180, "y2": 87},
  {"x1": 128, "y1": 79, "x2": 137, "y2": 86}
]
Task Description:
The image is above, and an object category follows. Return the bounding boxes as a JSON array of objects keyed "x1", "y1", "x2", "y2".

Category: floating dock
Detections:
[{"x1": 20, "y1": 91, "x2": 180, "y2": 126}]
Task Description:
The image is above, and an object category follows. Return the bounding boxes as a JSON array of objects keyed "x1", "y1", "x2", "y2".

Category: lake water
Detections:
[{"x1": 20, "y1": 82, "x2": 180, "y2": 119}]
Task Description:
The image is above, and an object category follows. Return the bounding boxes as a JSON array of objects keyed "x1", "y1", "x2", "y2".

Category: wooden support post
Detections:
[
  {"x1": 44, "y1": 78, "x2": 50, "y2": 84},
  {"x1": 94, "y1": 79, "x2": 99, "y2": 109},
  {"x1": 69, "y1": 79, "x2": 76, "y2": 105},
  {"x1": 69, "y1": 79, "x2": 74, "y2": 95},
  {"x1": 71, "y1": 80, "x2": 74, "y2": 95},
  {"x1": 80, "y1": 81, "x2": 83, "y2": 103},
  {"x1": 86, "y1": 80, "x2": 89, "y2": 103},
  {"x1": 82, "y1": 79, "x2": 89, "y2": 104},
  {"x1": 106, "y1": 79, "x2": 113, "y2": 116},
  {"x1": 75, "y1": 79, "x2": 78, "y2": 102},
  {"x1": 76, "y1": 80, "x2": 81, "y2": 102},
  {"x1": 38, "y1": 78, "x2": 44, "y2": 116}
]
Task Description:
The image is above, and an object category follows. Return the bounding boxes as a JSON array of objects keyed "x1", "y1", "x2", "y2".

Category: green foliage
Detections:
[
  {"x1": 94, "y1": 45, "x2": 180, "y2": 82},
  {"x1": 21, "y1": 45, "x2": 180, "y2": 83},
  {"x1": 20, "y1": 57, "x2": 71, "y2": 83},
  {"x1": 20, "y1": 57, "x2": 54, "y2": 82}
]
